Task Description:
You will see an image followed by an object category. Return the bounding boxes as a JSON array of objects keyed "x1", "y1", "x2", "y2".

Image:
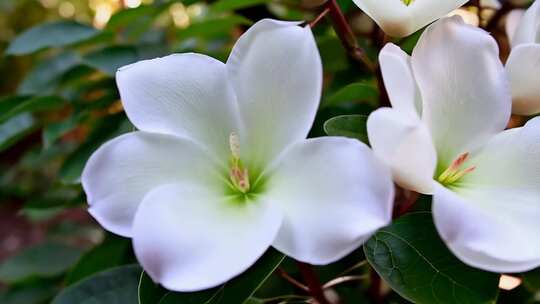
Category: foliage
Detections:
[{"x1": 0, "y1": 0, "x2": 538, "y2": 303}]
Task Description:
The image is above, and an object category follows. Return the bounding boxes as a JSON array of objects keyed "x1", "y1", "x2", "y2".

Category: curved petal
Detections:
[
  {"x1": 433, "y1": 118, "x2": 540, "y2": 273},
  {"x1": 82, "y1": 132, "x2": 220, "y2": 237},
  {"x1": 367, "y1": 108, "x2": 437, "y2": 194},
  {"x1": 133, "y1": 183, "x2": 282, "y2": 291},
  {"x1": 506, "y1": 44, "x2": 540, "y2": 115},
  {"x1": 266, "y1": 137, "x2": 394, "y2": 265},
  {"x1": 433, "y1": 184, "x2": 540, "y2": 273},
  {"x1": 226, "y1": 19, "x2": 322, "y2": 167},
  {"x1": 506, "y1": 9, "x2": 525, "y2": 47},
  {"x1": 412, "y1": 16, "x2": 511, "y2": 166},
  {"x1": 379, "y1": 43, "x2": 421, "y2": 118},
  {"x1": 511, "y1": 0, "x2": 540, "y2": 46},
  {"x1": 116, "y1": 53, "x2": 241, "y2": 161},
  {"x1": 352, "y1": 0, "x2": 468, "y2": 37}
]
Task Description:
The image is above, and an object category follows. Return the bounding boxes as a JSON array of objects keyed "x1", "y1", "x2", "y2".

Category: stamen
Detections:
[
  {"x1": 438, "y1": 152, "x2": 476, "y2": 185},
  {"x1": 228, "y1": 132, "x2": 250, "y2": 193},
  {"x1": 402, "y1": 0, "x2": 414, "y2": 6}
]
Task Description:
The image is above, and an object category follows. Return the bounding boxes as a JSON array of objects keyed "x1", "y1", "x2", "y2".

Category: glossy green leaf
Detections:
[
  {"x1": 178, "y1": 15, "x2": 252, "y2": 39},
  {"x1": 6, "y1": 21, "x2": 99, "y2": 55},
  {"x1": 364, "y1": 212, "x2": 499, "y2": 304},
  {"x1": 0, "y1": 96, "x2": 65, "y2": 124},
  {"x1": 323, "y1": 115, "x2": 369, "y2": 143},
  {"x1": 65, "y1": 235, "x2": 132, "y2": 285},
  {"x1": 523, "y1": 268, "x2": 540, "y2": 292},
  {"x1": 211, "y1": 0, "x2": 270, "y2": 12},
  {"x1": 83, "y1": 46, "x2": 139, "y2": 76},
  {"x1": 0, "y1": 242, "x2": 83, "y2": 284},
  {"x1": 59, "y1": 114, "x2": 131, "y2": 184},
  {"x1": 0, "y1": 113, "x2": 37, "y2": 152},
  {"x1": 0, "y1": 284, "x2": 57, "y2": 304},
  {"x1": 18, "y1": 52, "x2": 81, "y2": 95},
  {"x1": 139, "y1": 249, "x2": 285, "y2": 304},
  {"x1": 43, "y1": 112, "x2": 88, "y2": 149},
  {"x1": 323, "y1": 82, "x2": 378, "y2": 107},
  {"x1": 52, "y1": 265, "x2": 141, "y2": 304}
]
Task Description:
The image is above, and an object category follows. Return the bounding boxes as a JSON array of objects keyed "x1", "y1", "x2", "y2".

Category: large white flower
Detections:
[
  {"x1": 506, "y1": 0, "x2": 540, "y2": 115},
  {"x1": 367, "y1": 16, "x2": 540, "y2": 273},
  {"x1": 351, "y1": 0, "x2": 468, "y2": 37},
  {"x1": 82, "y1": 19, "x2": 395, "y2": 292}
]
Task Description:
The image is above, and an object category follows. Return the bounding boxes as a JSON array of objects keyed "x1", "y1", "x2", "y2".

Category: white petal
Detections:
[
  {"x1": 511, "y1": 0, "x2": 540, "y2": 46},
  {"x1": 412, "y1": 16, "x2": 511, "y2": 166},
  {"x1": 116, "y1": 53, "x2": 240, "y2": 160},
  {"x1": 82, "y1": 132, "x2": 219, "y2": 237},
  {"x1": 433, "y1": 118, "x2": 540, "y2": 273},
  {"x1": 352, "y1": 0, "x2": 468, "y2": 37},
  {"x1": 506, "y1": 44, "x2": 540, "y2": 115},
  {"x1": 506, "y1": 9, "x2": 525, "y2": 47},
  {"x1": 379, "y1": 43, "x2": 421, "y2": 118},
  {"x1": 367, "y1": 108, "x2": 437, "y2": 194},
  {"x1": 266, "y1": 137, "x2": 394, "y2": 265},
  {"x1": 227, "y1": 19, "x2": 322, "y2": 166},
  {"x1": 133, "y1": 184, "x2": 282, "y2": 292}
]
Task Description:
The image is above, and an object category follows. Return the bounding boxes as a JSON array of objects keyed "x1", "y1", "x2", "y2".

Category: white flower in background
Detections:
[
  {"x1": 368, "y1": 16, "x2": 540, "y2": 272},
  {"x1": 351, "y1": 0, "x2": 468, "y2": 37},
  {"x1": 82, "y1": 19, "x2": 395, "y2": 291},
  {"x1": 506, "y1": 0, "x2": 540, "y2": 115}
]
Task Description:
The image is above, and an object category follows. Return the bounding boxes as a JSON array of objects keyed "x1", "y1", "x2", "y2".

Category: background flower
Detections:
[{"x1": 368, "y1": 16, "x2": 540, "y2": 273}]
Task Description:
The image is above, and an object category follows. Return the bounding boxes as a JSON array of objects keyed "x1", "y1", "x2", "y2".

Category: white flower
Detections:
[
  {"x1": 506, "y1": 0, "x2": 540, "y2": 115},
  {"x1": 82, "y1": 19, "x2": 395, "y2": 292},
  {"x1": 367, "y1": 16, "x2": 540, "y2": 273},
  {"x1": 351, "y1": 0, "x2": 468, "y2": 37}
]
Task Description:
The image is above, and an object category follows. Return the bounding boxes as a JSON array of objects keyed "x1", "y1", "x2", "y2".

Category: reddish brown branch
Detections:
[
  {"x1": 324, "y1": 0, "x2": 375, "y2": 71},
  {"x1": 297, "y1": 262, "x2": 331, "y2": 304}
]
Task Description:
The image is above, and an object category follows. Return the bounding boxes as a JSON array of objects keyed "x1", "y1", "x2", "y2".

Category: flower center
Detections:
[
  {"x1": 229, "y1": 132, "x2": 250, "y2": 193},
  {"x1": 437, "y1": 152, "x2": 476, "y2": 186},
  {"x1": 401, "y1": 0, "x2": 414, "y2": 6}
]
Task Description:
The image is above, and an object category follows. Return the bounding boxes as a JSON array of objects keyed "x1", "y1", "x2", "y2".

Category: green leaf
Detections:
[
  {"x1": 0, "y1": 284, "x2": 57, "y2": 304},
  {"x1": 18, "y1": 52, "x2": 81, "y2": 95},
  {"x1": 65, "y1": 235, "x2": 132, "y2": 285},
  {"x1": 43, "y1": 112, "x2": 88, "y2": 149},
  {"x1": 139, "y1": 249, "x2": 285, "y2": 304},
  {"x1": 178, "y1": 15, "x2": 252, "y2": 39},
  {"x1": 52, "y1": 265, "x2": 141, "y2": 304},
  {"x1": 6, "y1": 21, "x2": 99, "y2": 55},
  {"x1": 524, "y1": 268, "x2": 540, "y2": 292},
  {"x1": 323, "y1": 115, "x2": 369, "y2": 143},
  {"x1": 0, "y1": 113, "x2": 37, "y2": 152},
  {"x1": 0, "y1": 242, "x2": 83, "y2": 284},
  {"x1": 323, "y1": 82, "x2": 378, "y2": 107},
  {"x1": 59, "y1": 114, "x2": 131, "y2": 184},
  {"x1": 364, "y1": 212, "x2": 499, "y2": 304},
  {"x1": 0, "y1": 96, "x2": 65, "y2": 124},
  {"x1": 83, "y1": 46, "x2": 139, "y2": 76},
  {"x1": 211, "y1": 0, "x2": 270, "y2": 12}
]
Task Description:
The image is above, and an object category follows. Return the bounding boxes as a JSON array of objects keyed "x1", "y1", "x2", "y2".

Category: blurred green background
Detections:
[{"x1": 1, "y1": 0, "x2": 538, "y2": 303}]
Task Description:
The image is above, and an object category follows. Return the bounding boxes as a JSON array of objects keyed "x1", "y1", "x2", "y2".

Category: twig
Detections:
[
  {"x1": 296, "y1": 262, "x2": 331, "y2": 304},
  {"x1": 485, "y1": 2, "x2": 513, "y2": 31},
  {"x1": 309, "y1": 7, "x2": 331, "y2": 28},
  {"x1": 277, "y1": 267, "x2": 309, "y2": 292},
  {"x1": 394, "y1": 190, "x2": 420, "y2": 218},
  {"x1": 368, "y1": 270, "x2": 384, "y2": 304},
  {"x1": 323, "y1": 275, "x2": 369, "y2": 289},
  {"x1": 324, "y1": 0, "x2": 375, "y2": 71}
]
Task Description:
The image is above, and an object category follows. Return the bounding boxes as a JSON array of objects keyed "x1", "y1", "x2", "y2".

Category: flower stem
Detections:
[
  {"x1": 324, "y1": 0, "x2": 375, "y2": 71},
  {"x1": 296, "y1": 262, "x2": 331, "y2": 304}
]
